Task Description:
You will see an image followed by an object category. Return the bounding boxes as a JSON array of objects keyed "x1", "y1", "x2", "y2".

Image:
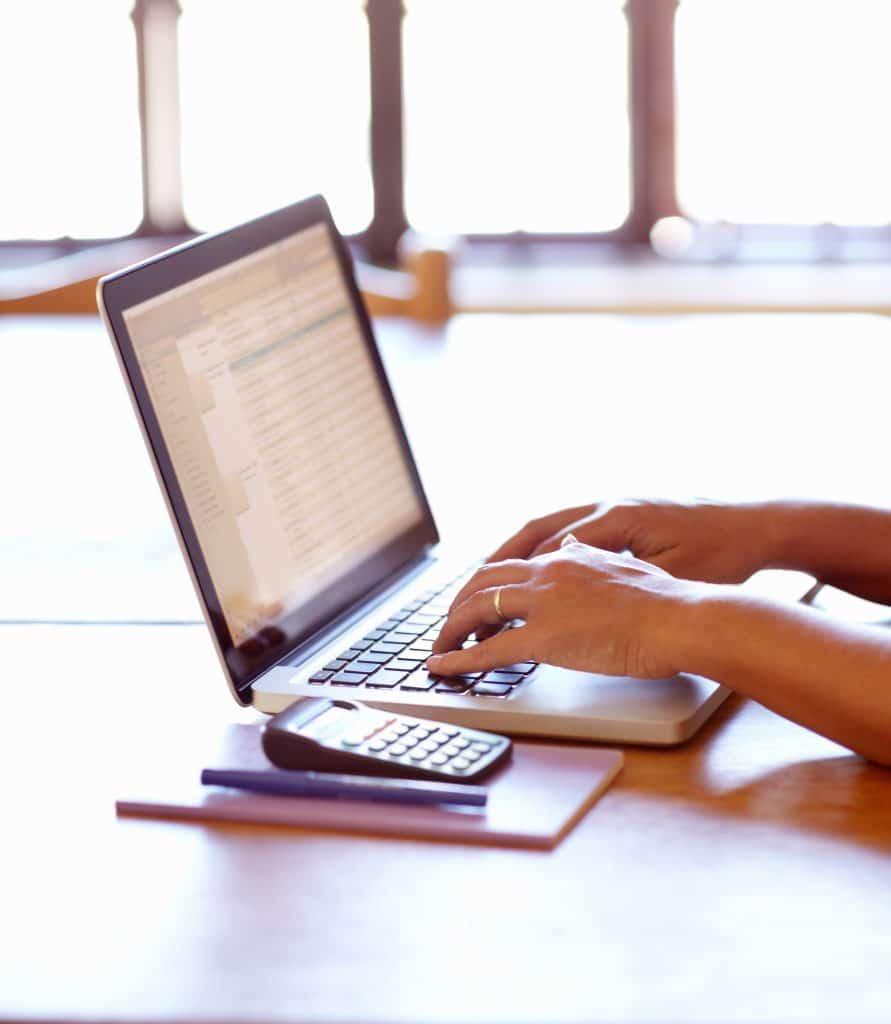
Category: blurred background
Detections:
[{"x1": 2, "y1": 0, "x2": 891, "y2": 313}]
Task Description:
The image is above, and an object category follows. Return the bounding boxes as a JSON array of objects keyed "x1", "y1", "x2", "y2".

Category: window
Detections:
[
  {"x1": 403, "y1": 0, "x2": 629, "y2": 235},
  {"x1": 0, "y1": 0, "x2": 142, "y2": 240},
  {"x1": 3, "y1": 0, "x2": 890, "y2": 263},
  {"x1": 179, "y1": 0, "x2": 373, "y2": 235}
]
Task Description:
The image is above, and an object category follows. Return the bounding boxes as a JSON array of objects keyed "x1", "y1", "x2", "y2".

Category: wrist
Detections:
[
  {"x1": 653, "y1": 578, "x2": 724, "y2": 677},
  {"x1": 747, "y1": 500, "x2": 805, "y2": 570}
]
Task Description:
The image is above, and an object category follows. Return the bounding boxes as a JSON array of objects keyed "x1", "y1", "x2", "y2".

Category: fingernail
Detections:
[{"x1": 561, "y1": 533, "x2": 578, "y2": 547}]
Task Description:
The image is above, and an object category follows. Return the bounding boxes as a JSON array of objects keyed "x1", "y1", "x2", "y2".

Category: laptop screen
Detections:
[{"x1": 104, "y1": 198, "x2": 437, "y2": 699}]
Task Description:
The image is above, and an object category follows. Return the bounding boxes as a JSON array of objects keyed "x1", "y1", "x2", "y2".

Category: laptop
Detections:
[{"x1": 98, "y1": 194, "x2": 731, "y2": 744}]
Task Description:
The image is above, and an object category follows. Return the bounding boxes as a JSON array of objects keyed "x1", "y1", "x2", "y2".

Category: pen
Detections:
[{"x1": 200, "y1": 768, "x2": 488, "y2": 807}]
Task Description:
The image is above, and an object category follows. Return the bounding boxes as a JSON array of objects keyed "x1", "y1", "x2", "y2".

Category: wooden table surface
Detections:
[{"x1": 1, "y1": 313, "x2": 890, "y2": 1023}]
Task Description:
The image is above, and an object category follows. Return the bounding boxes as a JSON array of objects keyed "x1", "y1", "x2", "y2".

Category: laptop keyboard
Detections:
[{"x1": 306, "y1": 574, "x2": 537, "y2": 698}]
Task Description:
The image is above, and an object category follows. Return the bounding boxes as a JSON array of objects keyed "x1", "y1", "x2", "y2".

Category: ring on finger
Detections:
[{"x1": 493, "y1": 586, "x2": 508, "y2": 623}]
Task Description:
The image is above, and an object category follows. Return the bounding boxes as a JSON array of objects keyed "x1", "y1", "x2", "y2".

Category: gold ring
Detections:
[{"x1": 493, "y1": 587, "x2": 507, "y2": 622}]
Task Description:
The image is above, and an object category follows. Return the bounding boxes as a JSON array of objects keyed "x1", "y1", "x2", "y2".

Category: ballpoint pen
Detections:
[{"x1": 200, "y1": 768, "x2": 488, "y2": 807}]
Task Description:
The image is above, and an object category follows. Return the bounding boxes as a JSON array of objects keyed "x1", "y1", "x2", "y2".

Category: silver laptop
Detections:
[{"x1": 98, "y1": 194, "x2": 731, "y2": 745}]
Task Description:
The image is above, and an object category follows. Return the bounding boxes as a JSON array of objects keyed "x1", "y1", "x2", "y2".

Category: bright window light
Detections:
[
  {"x1": 676, "y1": 0, "x2": 891, "y2": 225},
  {"x1": 404, "y1": 0, "x2": 630, "y2": 234},
  {"x1": 0, "y1": 0, "x2": 142, "y2": 240},
  {"x1": 179, "y1": 0, "x2": 373, "y2": 235}
]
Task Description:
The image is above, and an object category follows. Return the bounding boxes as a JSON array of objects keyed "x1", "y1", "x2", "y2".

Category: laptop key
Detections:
[
  {"x1": 388, "y1": 622, "x2": 426, "y2": 637},
  {"x1": 323, "y1": 659, "x2": 348, "y2": 673},
  {"x1": 484, "y1": 671, "x2": 524, "y2": 686},
  {"x1": 360, "y1": 650, "x2": 393, "y2": 664},
  {"x1": 396, "y1": 649, "x2": 427, "y2": 662},
  {"x1": 363, "y1": 630, "x2": 386, "y2": 642},
  {"x1": 371, "y1": 641, "x2": 404, "y2": 656},
  {"x1": 365, "y1": 668, "x2": 409, "y2": 689},
  {"x1": 308, "y1": 670, "x2": 333, "y2": 684},
  {"x1": 433, "y1": 676, "x2": 474, "y2": 695},
  {"x1": 331, "y1": 671, "x2": 366, "y2": 686},
  {"x1": 496, "y1": 662, "x2": 537, "y2": 675},
  {"x1": 387, "y1": 632, "x2": 420, "y2": 646},
  {"x1": 400, "y1": 673, "x2": 438, "y2": 692},
  {"x1": 470, "y1": 682, "x2": 512, "y2": 697},
  {"x1": 387, "y1": 658, "x2": 425, "y2": 674},
  {"x1": 347, "y1": 661, "x2": 379, "y2": 676}
]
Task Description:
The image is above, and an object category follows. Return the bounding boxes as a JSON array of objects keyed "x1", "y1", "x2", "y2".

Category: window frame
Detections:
[{"x1": 2, "y1": 0, "x2": 890, "y2": 266}]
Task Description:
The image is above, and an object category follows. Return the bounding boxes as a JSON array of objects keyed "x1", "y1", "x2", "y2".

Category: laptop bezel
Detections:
[{"x1": 98, "y1": 194, "x2": 440, "y2": 705}]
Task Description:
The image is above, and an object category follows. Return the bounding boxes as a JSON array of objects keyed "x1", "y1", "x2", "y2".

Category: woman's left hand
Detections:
[{"x1": 426, "y1": 540, "x2": 702, "y2": 680}]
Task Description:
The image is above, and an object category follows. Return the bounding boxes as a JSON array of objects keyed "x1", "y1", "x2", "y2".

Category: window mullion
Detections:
[
  {"x1": 363, "y1": 0, "x2": 408, "y2": 263},
  {"x1": 625, "y1": 0, "x2": 680, "y2": 244},
  {"x1": 132, "y1": 0, "x2": 187, "y2": 234}
]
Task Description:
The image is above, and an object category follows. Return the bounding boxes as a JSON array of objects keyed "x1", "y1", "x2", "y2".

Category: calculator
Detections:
[{"x1": 262, "y1": 697, "x2": 512, "y2": 783}]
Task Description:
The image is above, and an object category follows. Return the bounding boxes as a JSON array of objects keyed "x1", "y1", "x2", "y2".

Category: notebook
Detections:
[
  {"x1": 116, "y1": 722, "x2": 623, "y2": 850},
  {"x1": 97, "y1": 193, "x2": 733, "y2": 743}
]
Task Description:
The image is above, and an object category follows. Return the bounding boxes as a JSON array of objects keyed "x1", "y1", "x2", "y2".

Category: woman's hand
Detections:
[
  {"x1": 488, "y1": 498, "x2": 778, "y2": 585},
  {"x1": 426, "y1": 540, "x2": 702, "y2": 680}
]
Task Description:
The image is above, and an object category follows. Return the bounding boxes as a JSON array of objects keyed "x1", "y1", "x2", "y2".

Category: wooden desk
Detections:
[{"x1": 1, "y1": 313, "x2": 890, "y2": 1023}]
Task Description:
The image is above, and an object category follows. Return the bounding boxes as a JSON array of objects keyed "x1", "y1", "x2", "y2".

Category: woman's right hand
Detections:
[{"x1": 487, "y1": 498, "x2": 780, "y2": 585}]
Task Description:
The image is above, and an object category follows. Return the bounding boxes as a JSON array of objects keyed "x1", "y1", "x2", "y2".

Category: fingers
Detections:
[
  {"x1": 487, "y1": 504, "x2": 596, "y2": 562},
  {"x1": 426, "y1": 625, "x2": 535, "y2": 677},
  {"x1": 448, "y1": 559, "x2": 531, "y2": 614},
  {"x1": 531, "y1": 505, "x2": 630, "y2": 557},
  {"x1": 434, "y1": 583, "x2": 531, "y2": 655}
]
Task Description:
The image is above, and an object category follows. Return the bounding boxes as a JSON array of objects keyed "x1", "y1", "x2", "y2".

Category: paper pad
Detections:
[{"x1": 117, "y1": 724, "x2": 623, "y2": 850}]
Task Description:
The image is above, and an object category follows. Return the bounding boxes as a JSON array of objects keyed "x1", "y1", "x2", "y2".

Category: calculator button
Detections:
[
  {"x1": 367, "y1": 739, "x2": 387, "y2": 752},
  {"x1": 413, "y1": 727, "x2": 433, "y2": 739},
  {"x1": 401, "y1": 736, "x2": 419, "y2": 749},
  {"x1": 450, "y1": 757, "x2": 472, "y2": 772},
  {"x1": 441, "y1": 745, "x2": 461, "y2": 758},
  {"x1": 341, "y1": 735, "x2": 365, "y2": 747},
  {"x1": 470, "y1": 741, "x2": 493, "y2": 751},
  {"x1": 463, "y1": 749, "x2": 483, "y2": 762},
  {"x1": 432, "y1": 731, "x2": 452, "y2": 745},
  {"x1": 408, "y1": 749, "x2": 428, "y2": 761},
  {"x1": 388, "y1": 744, "x2": 408, "y2": 757},
  {"x1": 452, "y1": 738, "x2": 470, "y2": 750},
  {"x1": 440, "y1": 727, "x2": 460, "y2": 737},
  {"x1": 393, "y1": 723, "x2": 411, "y2": 735},
  {"x1": 419, "y1": 740, "x2": 439, "y2": 754},
  {"x1": 429, "y1": 753, "x2": 449, "y2": 766}
]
